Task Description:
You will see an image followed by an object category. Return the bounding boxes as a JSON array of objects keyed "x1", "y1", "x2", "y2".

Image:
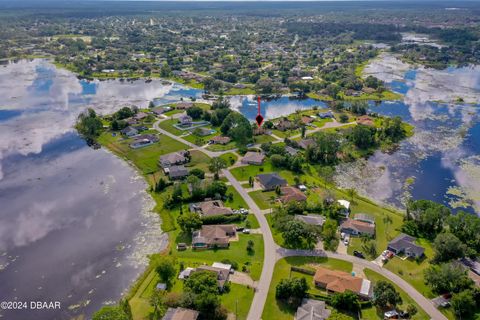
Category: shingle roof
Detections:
[
  {"x1": 388, "y1": 233, "x2": 425, "y2": 256},
  {"x1": 256, "y1": 173, "x2": 287, "y2": 190},
  {"x1": 314, "y1": 267, "x2": 363, "y2": 294},
  {"x1": 169, "y1": 165, "x2": 189, "y2": 178},
  {"x1": 280, "y1": 187, "x2": 307, "y2": 203},
  {"x1": 196, "y1": 200, "x2": 233, "y2": 217},
  {"x1": 295, "y1": 299, "x2": 331, "y2": 320},
  {"x1": 163, "y1": 307, "x2": 199, "y2": 320},
  {"x1": 340, "y1": 219, "x2": 375, "y2": 236}
]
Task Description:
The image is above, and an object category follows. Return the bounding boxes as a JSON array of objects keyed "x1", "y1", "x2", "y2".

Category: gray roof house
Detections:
[
  {"x1": 295, "y1": 299, "x2": 331, "y2": 320},
  {"x1": 241, "y1": 152, "x2": 266, "y2": 165},
  {"x1": 256, "y1": 173, "x2": 287, "y2": 191},
  {"x1": 387, "y1": 234, "x2": 425, "y2": 258},
  {"x1": 121, "y1": 126, "x2": 138, "y2": 137},
  {"x1": 159, "y1": 151, "x2": 189, "y2": 168},
  {"x1": 295, "y1": 214, "x2": 325, "y2": 227},
  {"x1": 167, "y1": 165, "x2": 189, "y2": 180},
  {"x1": 353, "y1": 213, "x2": 375, "y2": 225},
  {"x1": 162, "y1": 307, "x2": 199, "y2": 320},
  {"x1": 285, "y1": 146, "x2": 299, "y2": 156}
]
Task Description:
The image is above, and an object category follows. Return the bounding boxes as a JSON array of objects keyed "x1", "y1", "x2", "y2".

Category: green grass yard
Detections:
[
  {"x1": 249, "y1": 190, "x2": 278, "y2": 210},
  {"x1": 97, "y1": 132, "x2": 188, "y2": 174},
  {"x1": 262, "y1": 256, "x2": 352, "y2": 320}
]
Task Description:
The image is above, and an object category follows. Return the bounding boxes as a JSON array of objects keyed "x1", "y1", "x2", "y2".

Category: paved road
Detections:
[
  {"x1": 152, "y1": 116, "x2": 446, "y2": 320},
  {"x1": 278, "y1": 248, "x2": 447, "y2": 320},
  {"x1": 222, "y1": 169, "x2": 277, "y2": 320}
]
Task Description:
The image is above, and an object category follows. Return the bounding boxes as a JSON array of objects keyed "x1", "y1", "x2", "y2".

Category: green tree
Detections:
[
  {"x1": 349, "y1": 124, "x2": 376, "y2": 149},
  {"x1": 404, "y1": 200, "x2": 450, "y2": 239},
  {"x1": 177, "y1": 212, "x2": 202, "y2": 234},
  {"x1": 424, "y1": 263, "x2": 473, "y2": 294},
  {"x1": 322, "y1": 219, "x2": 339, "y2": 251},
  {"x1": 330, "y1": 291, "x2": 360, "y2": 311},
  {"x1": 184, "y1": 270, "x2": 219, "y2": 295},
  {"x1": 433, "y1": 232, "x2": 466, "y2": 263},
  {"x1": 275, "y1": 277, "x2": 309, "y2": 307},
  {"x1": 451, "y1": 290, "x2": 476, "y2": 319},
  {"x1": 76, "y1": 108, "x2": 103, "y2": 144},
  {"x1": 150, "y1": 290, "x2": 165, "y2": 320},
  {"x1": 208, "y1": 157, "x2": 227, "y2": 177},
  {"x1": 155, "y1": 257, "x2": 176, "y2": 288},
  {"x1": 186, "y1": 106, "x2": 204, "y2": 120},
  {"x1": 372, "y1": 281, "x2": 402, "y2": 309},
  {"x1": 220, "y1": 112, "x2": 253, "y2": 146}
]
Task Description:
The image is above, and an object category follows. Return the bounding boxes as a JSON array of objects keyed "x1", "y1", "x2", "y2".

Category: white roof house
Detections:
[
  {"x1": 212, "y1": 262, "x2": 232, "y2": 271},
  {"x1": 178, "y1": 267, "x2": 195, "y2": 280},
  {"x1": 337, "y1": 199, "x2": 350, "y2": 210}
]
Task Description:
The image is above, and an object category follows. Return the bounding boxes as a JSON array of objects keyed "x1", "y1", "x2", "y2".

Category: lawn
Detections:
[
  {"x1": 249, "y1": 190, "x2": 278, "y2": 210},
  {"x1": 262, "y1": 256, "x2": 352, "y2": 320},
  {"x1": 382, "y1": 238, "x2": 435, "y2": 298},
  {"x1": 97, "y1": 132, "x2": 188, "y2": 174},
  {"x1": 163, "y1": 109, "x2": 184, "y2": 117},
  {"x1": 220, "y1": 283, "x2": 255, "y2": 319},
  {"x1": 157, "y1": 119, "x2": 184, "y2": 136},
  {"x1": 220, "y1": 152, "x2": 238, "y2": 166},
  {"x1": 225, "y1": 185, "x2": 249, "y2": 209},
  {"x1": 176, "y1": 234, "x2": 264, "y2": 281},
  {"x1": 206, "y1": 141, "x2": 237, "y2": 151},
  {"x1": 363, "y1": 269, "x2": 429, "y2": 320},
  {"x1": 254, "y1": 134, "x2": 277, "y2": 144},
  {"x1": 185, "y1": 150, "x2": 211, "y2": 172}
]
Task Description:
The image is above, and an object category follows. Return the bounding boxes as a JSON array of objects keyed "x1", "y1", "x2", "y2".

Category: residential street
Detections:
[{"x1": 154, "y1": 113, "x2": 448, "y2": 320}]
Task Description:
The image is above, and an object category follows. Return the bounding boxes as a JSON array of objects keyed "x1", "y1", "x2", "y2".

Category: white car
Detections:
[
  {"x1": 343, "y1": 234, "x2": 350, "y2": 246},
  {"x1": 243, "y1": 229, "x2": 251, "y2": 234}
]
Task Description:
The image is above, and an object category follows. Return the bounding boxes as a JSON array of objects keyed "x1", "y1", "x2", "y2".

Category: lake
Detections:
[{"x1": 0, "y1": 59, "x2": 188, "y2": 319}]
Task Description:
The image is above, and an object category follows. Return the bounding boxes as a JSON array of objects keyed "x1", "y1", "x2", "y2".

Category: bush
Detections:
[{"x1": 201, "y1": 214, "x2": 244, "y2": 225}]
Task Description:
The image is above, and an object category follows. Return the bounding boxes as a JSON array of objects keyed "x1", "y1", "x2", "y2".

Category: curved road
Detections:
[{"x1": 152, "y1": 114, "x2": 446, "y2": 320}]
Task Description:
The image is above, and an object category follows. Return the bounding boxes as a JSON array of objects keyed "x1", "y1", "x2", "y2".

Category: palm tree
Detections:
[{"x1": 383, "y1": 215, "x2": 393, "y2": 239}]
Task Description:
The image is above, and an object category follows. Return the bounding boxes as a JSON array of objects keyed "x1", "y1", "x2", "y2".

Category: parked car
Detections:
[
  {"x1": 177, "y1": 243, "x2": 187, "y2": 251},
  {"x1": 353, "y1": 251, "x2": 365, "y2": 259},
  {"x1": 243, "y1": 229, "x2": 251, "y2": 234},
  {"x1": 384, "y1": 310, "x2": 399, "y2": 319},
  {"x1": 343, "y1": 234, "x2": 350, "y2": 246},
  {"x1": 236, "y1": 227, "x2": 245, "y2": 232}
]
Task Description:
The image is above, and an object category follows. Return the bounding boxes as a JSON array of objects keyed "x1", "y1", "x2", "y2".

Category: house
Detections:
[
  {"x1": 209, "y1": 136, "x2": 231, "y2": 145},
  {"x1": 295, "y1": 214, "x2": 325, "y2": 227},
  {"x1": 159, "y1": 151, "x2": 189, "y2": 168},
  {"x1": 195, "y1": 265, "x2": 230, "y2": 290},
  {"x1": 340, "y1": 219, "x2": 375, "y2": 237},
  {"x1": 276, "y1": 119, "x2": 296, "y2": 131},
  {"x1": 298, "y1": 139, "x2": 316, "y2": 150},
  {"x1": 134, "y1": 112, "x2": 148, "y2": 120},
  {"x1": 357, "y1": 115, "x2": 375, "y2": 126},
  {"x1": 241, "y1": 152, "x2": 266, "y2": 165},
  {"x1": 256, "y1": 173, "x2": 288, "y2": 191},
  {"x1": 189, "y1": 200, "x2": 233, "y2": 217},
  {"x1": 318, "y1": 111, "x2": 334, "y2": 119},
  {"x1": 314, "y1": 267, "x2": 372, "y2": 299},
  {"x1": 192, "y1": 225, "x2": 237, "y2": 249},
  {"x1": 280, "y1": 186, "x2": 307, "y2": 203},
  {"x1": 301, "y1": 116, "x2": 314, "y2": 125},
  {"x1": 193, "y1": 127, "x2": 213, "y2": 137},
  {"x1": 387, "y1": 234, "x2": 425, "y2": 258},
  {"x1": 178, "y1": 267, "x2": 195, "y2": 279},
  {"x1": 162, "y1": 307, "x2": 199, "y2": 320},
  {"x1": 353, "y1": 213, "x2": 375, "y2": 225},
  {"x1": 294, "y1": 299, "x2": 331, "y2": 320},
  {"x1": 179, "y1": 115, "x2": 193, "y2": 125},
  {"x1": 167, "y1": 165, "x2": 189, "y2": 180},
  {"x1": 152, "y1": 106, "x2": 171, "y2": 116},
  {"x1": 176, "y1": 102, "x2": 194, "y2": 110},
  {"x1": 337, "y1": 199, "x2": 351, "y2": 216},
  {"x1": 285, "y1": 146, "x2": 299, "y2": 156},
  {"x1": 212, "y1": 262, "x2": 233, "y2": 273},
  {"x1": 121, "y1": 126, "x2": 138, "y2": 137}
]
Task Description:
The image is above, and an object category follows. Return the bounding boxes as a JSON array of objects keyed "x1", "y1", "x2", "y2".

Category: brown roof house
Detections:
[
  {"x1": 280, "y1": 186, "x2": 307, "y2": 203},
  {"x1": 276, "y1": 119, "x2": 297, "y2": 131},
  {"x1": 301, "y1": 116, "x2": 314, "y2": 125},
  {"x1": 340, "y1": 219, "x2": 375, "y2": 237},
  {"x1": 314, "y1": 267, "x2": 372, "y2": 300},
  {"x1": 162, "y1": 307, "x2": 199, "y2": 320},
  {"x1": 241, "y1": 152, "x2": 266, "y2": 165},
  {"x1": 189, "y1": 200, "x2": 233, "y2": 217},
  {"x1": 176, "y1": 102, "x2": 194, "y2": 110},
  {"x1": 356, "y1": 115, "x2": 375, "y2": 126},
  {"x1": 209, "y1": 136, "x2": 231, "y2": 145},
  {"x1": 192, "y1": 225, "x2": 237, "y2": 249},
  {"x1": 298, "y1": 138, "x2": 316, "y2": 150}
]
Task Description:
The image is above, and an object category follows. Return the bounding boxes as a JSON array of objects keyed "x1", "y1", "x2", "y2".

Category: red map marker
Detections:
[{"x1": 255, "y1": 96, "x2": 264, "y2": 127}]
